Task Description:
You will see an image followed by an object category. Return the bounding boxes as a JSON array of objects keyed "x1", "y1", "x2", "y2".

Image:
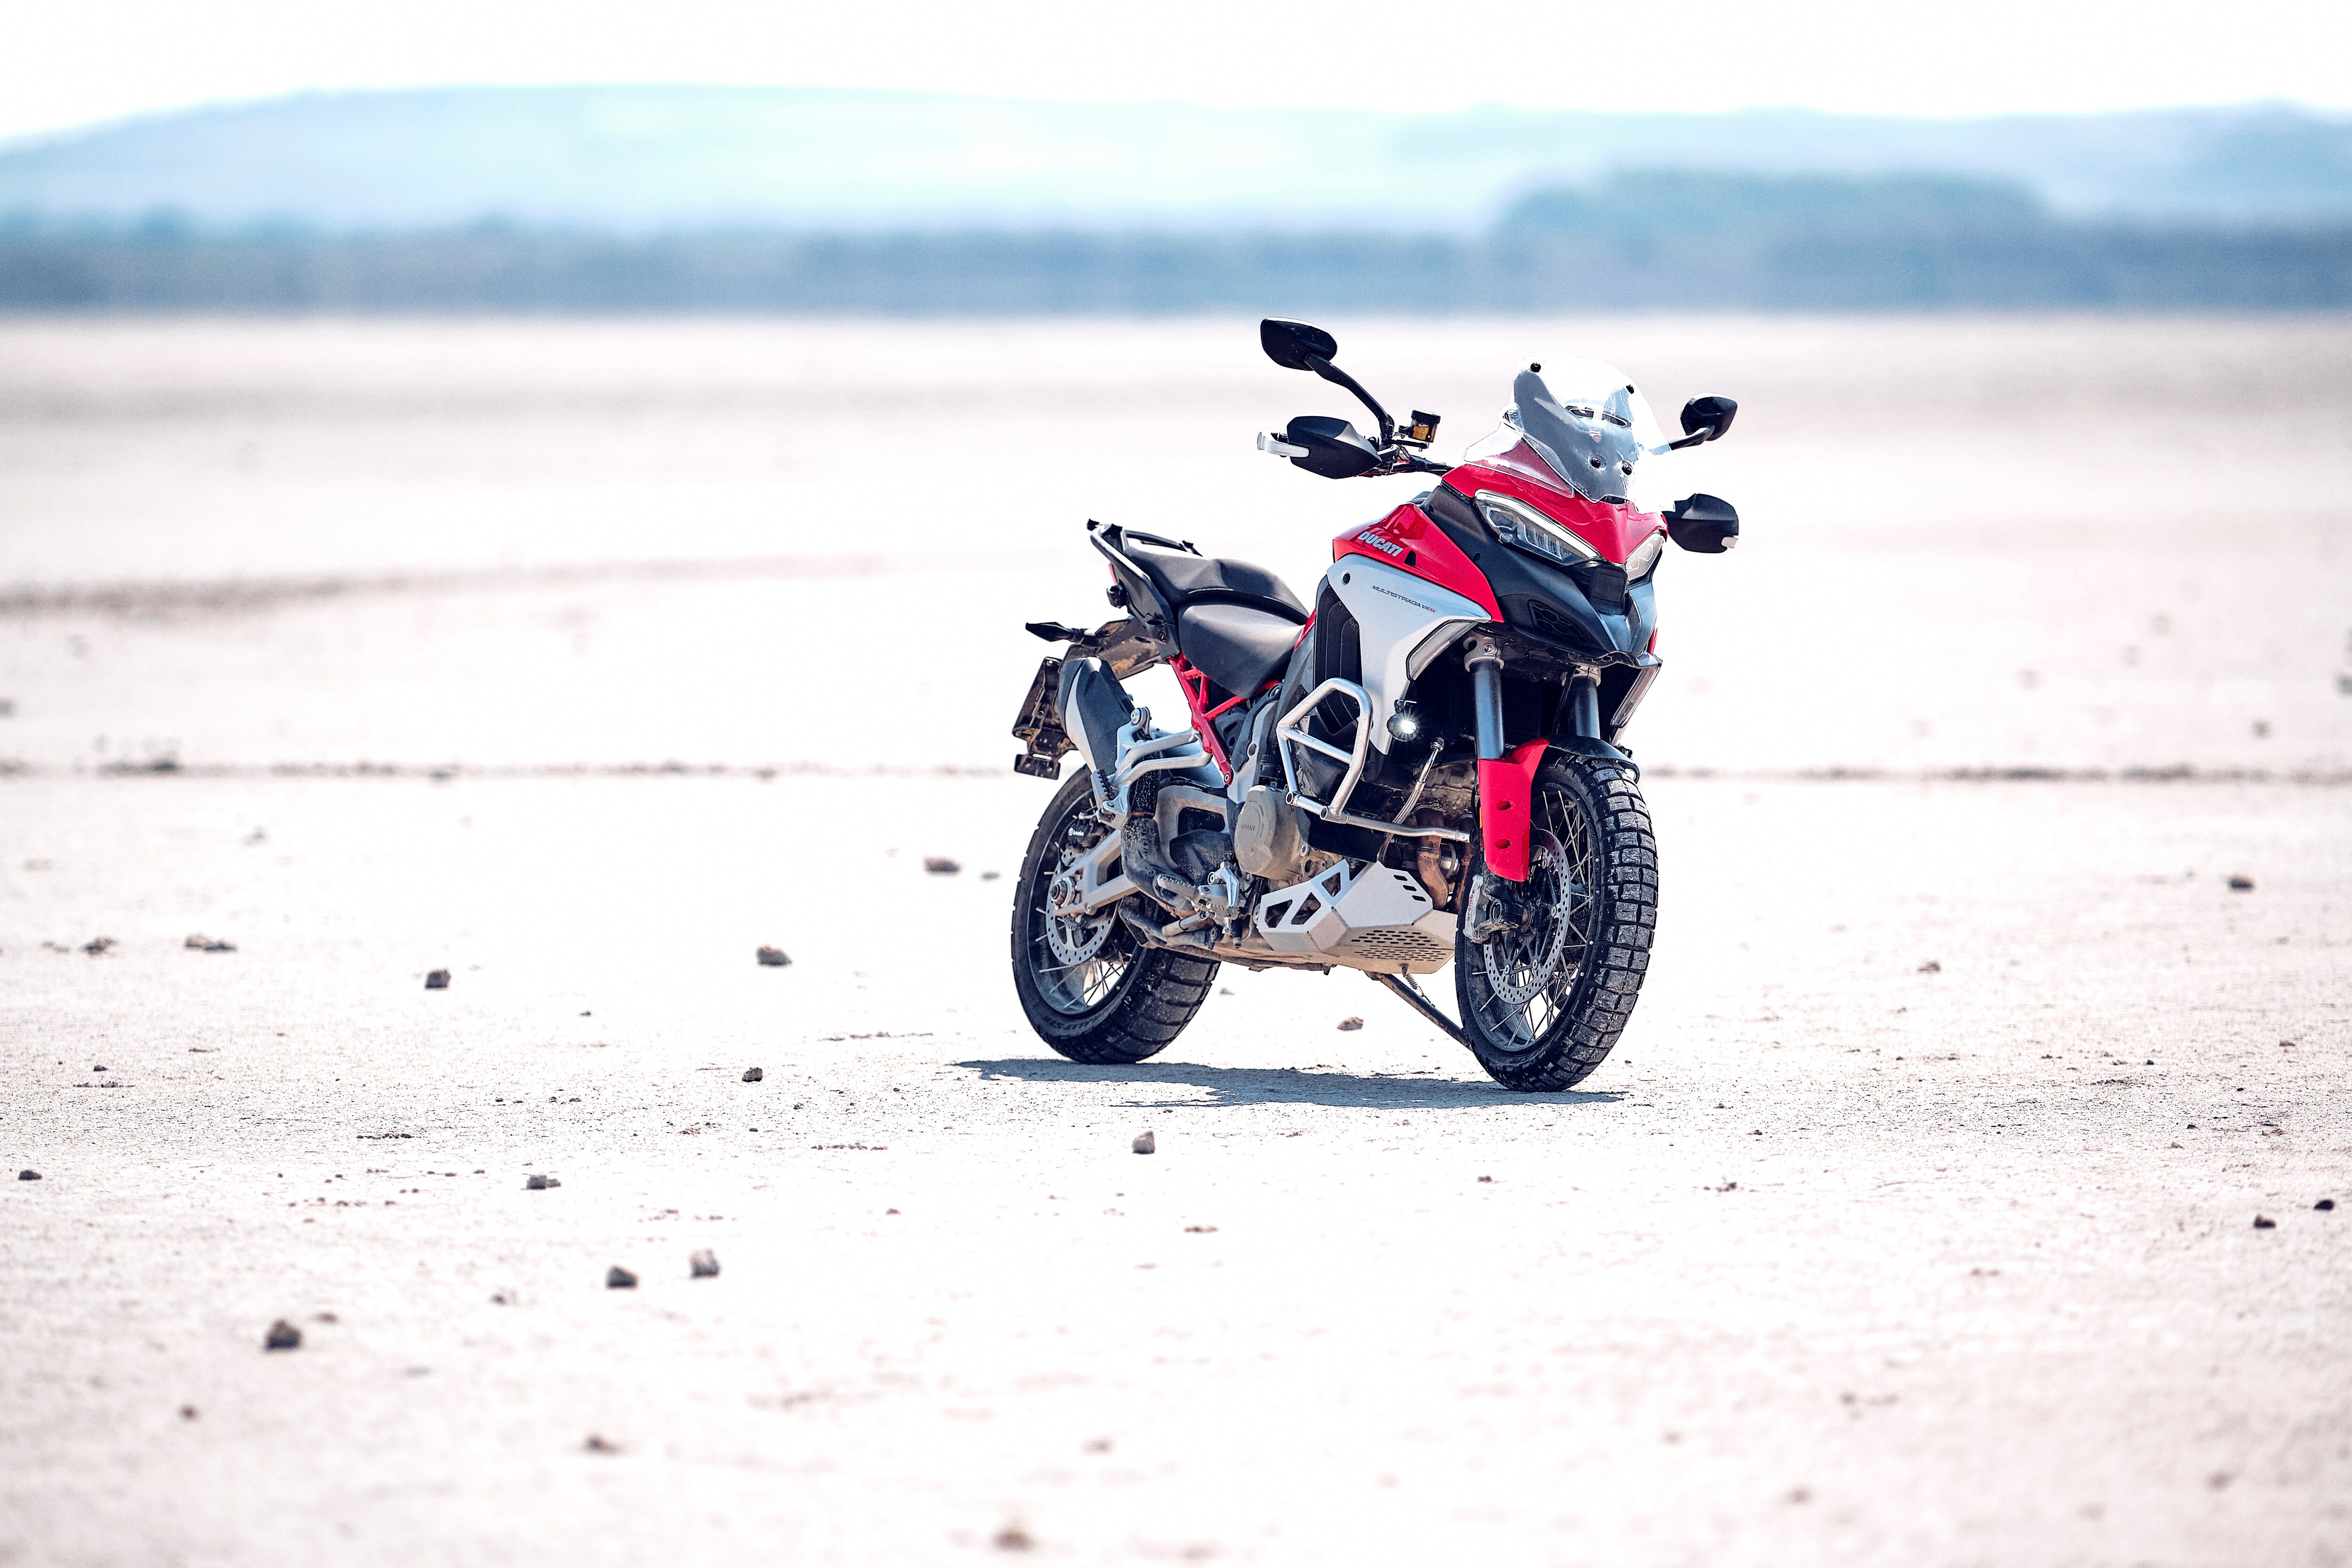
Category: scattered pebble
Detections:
[
  {"x1": 2317, "y1": 1199, "x2": 2336, "y2": 1212},
  {"x1": 2253, "y1": 1215, "x2": 2276, "y2": 1230},
  {"x1": 1132, "y1": 1130, "x2": 1156, "y2": 1155},
  {"x1": 923, "y1": 857, "x2": 961, "y2": 875},
  {"x1": 263, "y1": 1320, "x2": 302, "y2": 1351},
  {"x1": 993, "y1": 1524, "x2": 1034, "y2": 1552},
  {"x1": 82, "y1": 937, "x2": 115, "y2": 956},
  {"x1": 1917, "y1": 959, "x2": 1942, "y2": 973},
  {"x1": 18, "y1": 1170, "x2": 40, "y2": 1181},
  {"x1": 606, "y1": 1266, "x2": 638, "y2": 1289},
  {"x1": 979, "y1": 870, "x2": 1001, "y2": 881},
  {"x1": 1336, "y1": 1017, "x2": 1364, "y2": 1031},
  {"x1": 184, "y1": 934, "x2": 237, "y2": 952},
  {"x1": 584, "y1": 1434, "x2": 620, "y2": 1454},
  {"x1": 1477, "y1": 1175, "x2": 1494, "y2": 1184},
  {"x1": 526, "y1": 1174, "x2": 561, "y2": 1191},
  {"x1": 756, "y1": 947, "x2": 791, "y2": 967},
  {"x1": 2227, "y1": 875, "x2": 2255, "y2": 891},
  {"x1": 179, "y1": 1405, "x2": 198, "y2": 1420},
  {"x1": 424, "y1": 969, "x2": 450, "y2": 989},
  {"x1": 742, "y1": 1067, "x2": 764, "y2": 1082},
  {"x1": 690, "y1": 1249, "x2": 720, "y2": 1279},
  {"x1": 1184, "y1": 1225, "x2": 1218, "y2": 1234}
]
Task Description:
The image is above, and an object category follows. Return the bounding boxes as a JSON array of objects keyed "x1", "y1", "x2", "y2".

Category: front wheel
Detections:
[
  {"x1": 1454, "y1": 757, "x2": 1657, "y2": 1091},
  {"x1": 1010, "y1": 771, "x2": 1219, "y2": 1065}
]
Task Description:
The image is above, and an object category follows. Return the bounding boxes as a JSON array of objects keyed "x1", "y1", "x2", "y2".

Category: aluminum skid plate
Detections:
[{"x1": 1250, "y1": 861, "x2": 1456, "y2": 975}]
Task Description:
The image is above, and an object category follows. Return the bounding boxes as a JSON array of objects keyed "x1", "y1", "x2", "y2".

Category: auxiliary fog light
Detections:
[{"x1": 1387, "y1": 704, "x2": 1426, "y2": 744}]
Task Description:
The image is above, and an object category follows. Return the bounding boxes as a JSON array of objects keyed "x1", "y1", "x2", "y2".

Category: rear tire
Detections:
[
  {"x1": 1454, "y1": 756, "x2": 1656, "y2": 1091},
  {"x1": 1010, "y1": 771, "x2": 1218, "y2": 1065}
]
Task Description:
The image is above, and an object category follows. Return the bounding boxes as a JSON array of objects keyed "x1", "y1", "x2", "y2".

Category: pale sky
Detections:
[{"x1": 6, "y1": 0, "x2": 2350, "y2": 143}]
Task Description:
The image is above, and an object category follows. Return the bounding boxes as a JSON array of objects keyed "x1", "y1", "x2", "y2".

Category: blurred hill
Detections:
[{"x1": 4, "y1": 86, "x2": 2352, "y2": 232}]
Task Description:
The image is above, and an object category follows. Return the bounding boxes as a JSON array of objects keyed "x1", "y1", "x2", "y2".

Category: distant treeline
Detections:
[{"x1": 6, "y1": 172, "x2": 2349, "y2": 311}]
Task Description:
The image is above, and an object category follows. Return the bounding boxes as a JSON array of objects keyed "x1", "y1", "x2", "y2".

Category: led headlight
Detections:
[
  {"x1": 1475, "y1": 490, "x2": 1600, "y2": 566},
  {"x1": 1624, "y1": 531, "x2": 1664, "y2": 580}
]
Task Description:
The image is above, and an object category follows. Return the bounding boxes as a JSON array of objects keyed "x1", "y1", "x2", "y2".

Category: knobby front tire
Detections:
[{"x1": 1454, "y1": 756, "x2": 1657, "y2": 1091}]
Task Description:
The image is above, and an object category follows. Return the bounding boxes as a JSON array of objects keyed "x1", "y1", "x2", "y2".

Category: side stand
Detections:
[{"x1": 1369, "y1": 971, "x2": 1471, "y2": 1050}]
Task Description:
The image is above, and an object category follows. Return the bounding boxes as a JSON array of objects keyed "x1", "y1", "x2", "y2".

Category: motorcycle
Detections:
[{"x1": 1005, "y1": 319, "x2": 1740, "y2": 1091}]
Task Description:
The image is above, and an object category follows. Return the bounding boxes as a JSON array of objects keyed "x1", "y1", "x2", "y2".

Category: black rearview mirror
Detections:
[
  {"x1": 1261, "y1": 318, "x2": 1339, "y2": 372},
  {"x1": 1676, "y1": 395, "x2": 1739, "y2": 444},
  {"x1": 1282, "y1": 415, "x2": 1381, "y2": 479}
]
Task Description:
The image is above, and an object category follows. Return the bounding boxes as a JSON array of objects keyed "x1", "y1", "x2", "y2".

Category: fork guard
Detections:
[{"x1": 1477, "y1": 740, "x2": 1549, "y2": 882}]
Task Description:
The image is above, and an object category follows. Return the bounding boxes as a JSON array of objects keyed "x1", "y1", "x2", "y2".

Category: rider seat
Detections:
[{"x1": 1120, "y1": 534, "x2": 1309, "y2": 699}]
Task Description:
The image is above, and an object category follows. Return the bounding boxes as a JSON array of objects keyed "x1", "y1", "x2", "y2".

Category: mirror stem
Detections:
[{"x1": 1305, "y1": 355, "x2": 1396, "y2": 447}]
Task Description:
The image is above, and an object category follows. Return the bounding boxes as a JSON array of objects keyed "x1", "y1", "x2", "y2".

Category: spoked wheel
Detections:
[
  {"x1": 1455, "y1": 757, "x2": 1656, "y2": 1090},
  {"x1": 1010, "y1": 771, "x2": 1218, "y2": 1065}
]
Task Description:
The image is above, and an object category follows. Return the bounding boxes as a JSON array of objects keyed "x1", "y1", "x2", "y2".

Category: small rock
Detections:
[
  {"x1": 180, "y1": 1405, "x2": 199, "y2": 1420},
  {"x1": 1132, "y1": 1130, "x2": 1156, "y2": 1155},
  {"x1": 1184, "y1": 1224, "x2": 1218, "y2": 1234},
  {"x1": 923, "y1": 857, "x2": 961, "y2": 875},
  {"x1": 2253, "y1": 1215, "x2": 2276, "y2": 1230},
  {"x1": 755, "y1": 946, "x2": 791, "y2": 967},
  {"x1": 525, "y1": 1174, "x2": 550, "y2": 1190},
  {"x1": 979, "y1": 870, "x2": 1001, "y2": 881},
  {"x1": 2316, "y1": 1199, "x2": 2336, "y2": 1211},
  {"x1": 690, "y1": 1249, "x2": 720, "y2": 1279},
  {"x1": 263, "y1": 1319, "x2": 302, "y2": 1351},
  {"x1": 424, "y1": 969, "x2": 450, "y2": 989},
  {"x1": 17, "y1": 1170, "x2": 40, "y2": 1181},
  {"x1": 1336, "y1": 1017, "x2": 1364, "y2": 1031},
  {"x1": 1477, "y1": 1175, "x2": 1494, "y2": 1184},
  {"x1": 742, "y1": 1067, "x2": 764, "y2": 1082},
  {"x1": 1917, "y1": 959, "x2": 1942, "y2": 973},
  {"x1": 993, "y1": 1524, "x2": 1034, "y2": 1552},
  {"x1": 82, "y1": 936, "x2": 115, "y2": 956},
  {"x1": 606, "y1": 1266, "x2": 637, "y2": 1289},
  {"x1": 184, "y1": 934, "x2": 237, "y2": 952},
  {"x1": 584, "y1": 1434, "x2": 620, "y2": 1453},
  {"x1": 2227, "y1": 875, "x2": 2255, "y2": 891}
]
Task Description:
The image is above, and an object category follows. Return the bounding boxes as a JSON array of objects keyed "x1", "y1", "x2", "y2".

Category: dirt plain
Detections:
[{"x1": 2, "y1": 315, "x2": 2349, "y2": 1565}]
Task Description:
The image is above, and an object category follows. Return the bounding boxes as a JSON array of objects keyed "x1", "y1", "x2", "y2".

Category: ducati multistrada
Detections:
[{"x1": 1006, "y1": 320, "x2": 1740, "y2": 1091}]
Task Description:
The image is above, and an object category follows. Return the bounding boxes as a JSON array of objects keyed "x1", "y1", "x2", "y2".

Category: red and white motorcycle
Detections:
[{"x1": 1007, "y1": 320, "x2": 1739, "y2": 1090}]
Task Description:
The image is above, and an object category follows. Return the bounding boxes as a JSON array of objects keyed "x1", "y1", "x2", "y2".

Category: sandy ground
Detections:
[
  {"x1": 3, "y1": 316, "x2": 2351, "y2": 1564},
  {"x1": 4, "y1": 771, "x2": 2348, "y2": 1565}
]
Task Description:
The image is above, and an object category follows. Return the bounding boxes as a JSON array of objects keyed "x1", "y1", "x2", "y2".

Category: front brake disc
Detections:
[{"x1": 1486, "y1": 829, "x2": 1572, "y2": 1008}]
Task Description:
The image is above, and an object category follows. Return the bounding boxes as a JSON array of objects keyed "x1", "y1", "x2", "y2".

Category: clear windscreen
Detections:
[{"x1": 1465, "y1": 356, "x2": 1674, "y2": 508}]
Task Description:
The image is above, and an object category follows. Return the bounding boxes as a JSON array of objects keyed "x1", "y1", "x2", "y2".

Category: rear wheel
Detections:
[
  {"x1": 1454, "y1": 757, "x2": 1656, "y2": 1090},
  {"x1": 1010, "y1": 771, "x2": 1218, "y2": 1065}
]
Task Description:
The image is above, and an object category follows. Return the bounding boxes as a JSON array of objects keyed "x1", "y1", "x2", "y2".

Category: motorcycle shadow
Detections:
[{"x1": 954, "y1": 1058, "x2": 1623, "y2": 1110}]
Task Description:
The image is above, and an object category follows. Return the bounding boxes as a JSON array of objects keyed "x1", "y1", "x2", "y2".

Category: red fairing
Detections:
[
  {"x1": 1477, "y1": 740, "x2": 1549, "y2": 881},
  {"x1": 1442, "y1": 440, "x2": 1663, "y2": 565},
  {"x1": 1332, "y1": 503, "x2": 1502, "y2": 620}
]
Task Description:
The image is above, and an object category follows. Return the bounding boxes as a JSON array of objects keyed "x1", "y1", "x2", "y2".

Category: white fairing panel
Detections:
[{"x1": 1324, "y1": 557, "x2": 1488, "y2": 752}]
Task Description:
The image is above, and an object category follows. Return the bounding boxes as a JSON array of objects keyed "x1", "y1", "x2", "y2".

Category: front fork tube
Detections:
[{"x1": 1465, "y1": 638, "x2": 1549, "y2": 886}]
